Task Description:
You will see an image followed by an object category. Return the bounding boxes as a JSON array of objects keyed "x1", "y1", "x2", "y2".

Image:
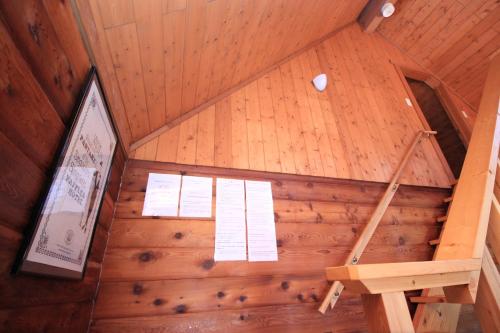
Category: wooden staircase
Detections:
[{"x1": 322, "y1": 54, "x2": 500, "y2": 332}]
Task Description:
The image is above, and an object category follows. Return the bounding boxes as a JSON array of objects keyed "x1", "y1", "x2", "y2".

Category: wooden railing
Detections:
[{"x1": 324, "y1": 54, "x2": 500, "y2": 332}]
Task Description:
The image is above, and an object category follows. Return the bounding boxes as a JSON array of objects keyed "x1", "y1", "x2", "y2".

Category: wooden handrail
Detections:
[
  {"x1": 322, "y1": 54, "x2": 499, "y2": 332},
  {"x1": 318, "y1": 130, "x2": 436, "y2": 314},
  {"x1": 325, "y1": 259, "x2": 481, "y2": 294}
]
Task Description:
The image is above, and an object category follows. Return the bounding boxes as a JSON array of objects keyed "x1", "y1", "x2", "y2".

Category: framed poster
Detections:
[{"x1": 17, "y1": 67, "x2": 118, "y2": 279}]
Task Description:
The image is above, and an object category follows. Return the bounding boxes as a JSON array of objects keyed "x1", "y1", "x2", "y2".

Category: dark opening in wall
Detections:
[{"x1": 406, "y1": 78, "x2": 466, "y2": 179}]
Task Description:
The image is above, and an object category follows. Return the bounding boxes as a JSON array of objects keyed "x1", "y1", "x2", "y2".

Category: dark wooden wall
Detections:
[
  {"x1": 91, "y1": 160, "x2": 449, "y2": 332},
  {"x1": 0, "y1": 2, "x2": 125, "y2": 332}
]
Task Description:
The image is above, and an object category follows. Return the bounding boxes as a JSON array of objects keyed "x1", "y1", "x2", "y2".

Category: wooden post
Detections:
[
  {"x1": 318, "y1": 131, "x2": 436, "y2": 313},
  {"x1": 361, "y1": 292, "x2": 415, "y2": 333},
  {"x1": 358, "y1": 0, "x2": 399, "y2": 33},
  {"x1": 436, "y1": 54, "x2": 500, "y2": 303},
  {"x1": 474, "y1": 248, "x2": 500, "y2": 333},
  {"x1": 414, "y1": 54, "x2": 500, "y2": 332}
]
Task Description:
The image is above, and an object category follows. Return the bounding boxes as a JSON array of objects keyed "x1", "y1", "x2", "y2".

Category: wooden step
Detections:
[
  {"x1": 428, "y1": 239, "x2": 440, "y2": 246},
  {"x1": 436, "y1": 216, "x2": 447, "y2": 223}
]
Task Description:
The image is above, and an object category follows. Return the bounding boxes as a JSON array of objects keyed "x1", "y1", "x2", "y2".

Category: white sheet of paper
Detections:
[
  {"x1": 245, "y1": 180, "x2": 278, "y2": 262},
  {"x1": 214, "y1": 178, "x2": 247, "y2": 261},
  {"x1": 179, "y1": 176, "x2": 213, "y2": 218},
  {"x1": 142, "y1": 173, "x2": 181, "y2": 217}
]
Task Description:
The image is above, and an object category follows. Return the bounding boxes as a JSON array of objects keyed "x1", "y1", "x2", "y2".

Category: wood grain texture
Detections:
[
  {"x1": 76, "y1": 0, "x2": 368, "y2": 145},
  {"x1": 0, "y1": 0, "x2": 90, "y2": 123},
  {"x1": 132, "y1": 23, "x2": 454, "y2": 188},
  {"x1": 377, "y1": 0, "x2": 500, "y2": 110},
  {"x1": 0, "y1": 4, "x2": 126, "y2": 333},
  {"x1": 92, "y1": 159, "x2": 449, "y2": 331}
]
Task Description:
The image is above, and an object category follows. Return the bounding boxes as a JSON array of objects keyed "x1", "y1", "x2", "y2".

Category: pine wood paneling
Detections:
[
  {"x1": 0, "y1": 4, "x2": 126, "y2": 332},
  {"x1": 76, "y1": 0, "x2": 369, "y2": 145},
  {"x1": 91, "y1": 159, "x2": 449, "y2": 332},
  {"x1": 134, "y1": 24, "x2": 454, "y2": 188},
  {"x1": 377, "y1": 0, "x2": 500, "y2": 110}
]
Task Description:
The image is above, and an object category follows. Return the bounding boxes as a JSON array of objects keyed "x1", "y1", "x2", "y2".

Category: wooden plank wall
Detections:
[
  {"x1": 0, "y1": 2, "x2": 125, "y2": 332},
  {"x1": 91, "y1": 160, "x2": 450, "y2": 332},
  {"x1": 133, "y1": 23, "x2": 454, "y2": 188},
  {"x1": 377, "y1": 0, "x2": 500, "y2": 110},
  {"x1": 75, "y1": 0, "x2": 369, "y2": 145}
]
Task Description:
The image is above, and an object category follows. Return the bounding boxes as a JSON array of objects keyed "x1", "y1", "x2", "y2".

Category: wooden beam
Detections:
[
  {"x1": 436, "y1": 54, "x2": 500, "y2": 302},
  {"x1": 474, "y1": 248, "x2": 500, "y2": 333},
  {"x1": 436, "y1": 54, "x2": 500, "y2": 260},
  {"x1": 412, "y1": 287, "x2": 461, "y2": 332},
  {"x1": 358, "y1": 0, "x2": 399, "y2": 33},
  {"x1": 495, "y1": 159, "x2": 500, "y2": 199},
  {"x1": 325, "y1": 259, "x2": 481, "y2": 294},
  {"x1": 409, "y1": 295, "x2": 447, "y2": 304},
  {"x1": 488, "y1": 195, "x2": 500, "y2": 261},
  {"x1": 318, "y1": 131, "x2": 435, "y2": 314},
  {"x1": 361, "y1": 292, "x2": 414, "y2": 333}
]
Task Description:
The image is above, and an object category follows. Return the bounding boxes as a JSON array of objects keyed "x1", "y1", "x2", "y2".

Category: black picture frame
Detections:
[{"x1": 15, "y1": 67, "x2": 118, "y2": 280}]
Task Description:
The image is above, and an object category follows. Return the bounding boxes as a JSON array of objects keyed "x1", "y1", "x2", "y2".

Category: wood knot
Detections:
[
  {"x1": 311, "y1": 293, "x2": 319, "y2": 302},
  {"x1": 153, "y1": 298, "x2": 165, "y2": 306},
  {"x1": 276, "y1": 239, "x2": 283, "y2": 247},
  {"x1": 5, "y1": 84, "x2": 14, "y2": 96},
  {"x1": 217, "y1": 291, "x2": 225, "y2": 298},
  {"x1": 351, "y1": 227, "x2": 357, "y2": 234},
  {"x1": 239, "y1": 295, "x2": 247, "y2": 302},
  {"x1": 28, "y1": 23, "x2": 40, "y2": 45},
  {"x1": 139, "y1": 251, "x2": 154, "y2": 262},
  {"x1": 306, "y1": 182, "x2": 314, "y2": 188},
  {"x1": 315, "y1": 213, "x2": 323, "y2": 223},
  {"x1": 53, "y1": 75, "x2": 62, "y2": 88},
  {"x1": 175, "y1": 304, "x2": 187, "y2": 313},
  {"x1": 239, "y1": 314, "x2": 245, "y2": 321},
  {"x1": 281, "y1": 281, "x2": 289, "y2": 290},
  {"x1": 398, "y1": 236, "x2": 406, "y2": 245},
  {"x1": 132, "y1": 283, "x2": 143, "y2": 295},
  {"x1": 201, "y1": 259, "x2": 215, "y2": 270},
  {"x1": 174, "y1": 232, "x2": 183, "y2": 239},
  {"x1": 297, "y1": 294, "x2": 304, "y2": 302},
  {"x1": 275, "y1": 181, "x2": 282, "y2": 187}
]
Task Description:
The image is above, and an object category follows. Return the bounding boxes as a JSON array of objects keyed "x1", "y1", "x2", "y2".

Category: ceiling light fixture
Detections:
[
  {"x1": 381, "y1": 2, "x2": 396, "y2": 18},
  {"x1": 312, "y1": 74, "x2": 327, "y2": 92}
]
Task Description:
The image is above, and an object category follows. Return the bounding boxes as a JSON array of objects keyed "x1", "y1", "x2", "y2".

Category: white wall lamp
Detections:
[
  {"x1": 381, "y1": 2, "x2": 396, "y2": 18},
  {"x1": 312, "y1": 73, "x2": 327, "y2": 92}
]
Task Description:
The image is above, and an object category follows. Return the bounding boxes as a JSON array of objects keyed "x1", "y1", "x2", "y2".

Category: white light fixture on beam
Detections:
[{"x1": 381, "y1": 2, "x2": 396, "y2": 18}]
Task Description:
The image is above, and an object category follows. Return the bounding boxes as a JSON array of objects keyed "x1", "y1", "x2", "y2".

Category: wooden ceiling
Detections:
[
  {"x1": 76, "y1": 0, "x2": 368, "y2": 147},
  {"x1": 377, "y1": 0, "x2": 500, "y2": 110}
]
